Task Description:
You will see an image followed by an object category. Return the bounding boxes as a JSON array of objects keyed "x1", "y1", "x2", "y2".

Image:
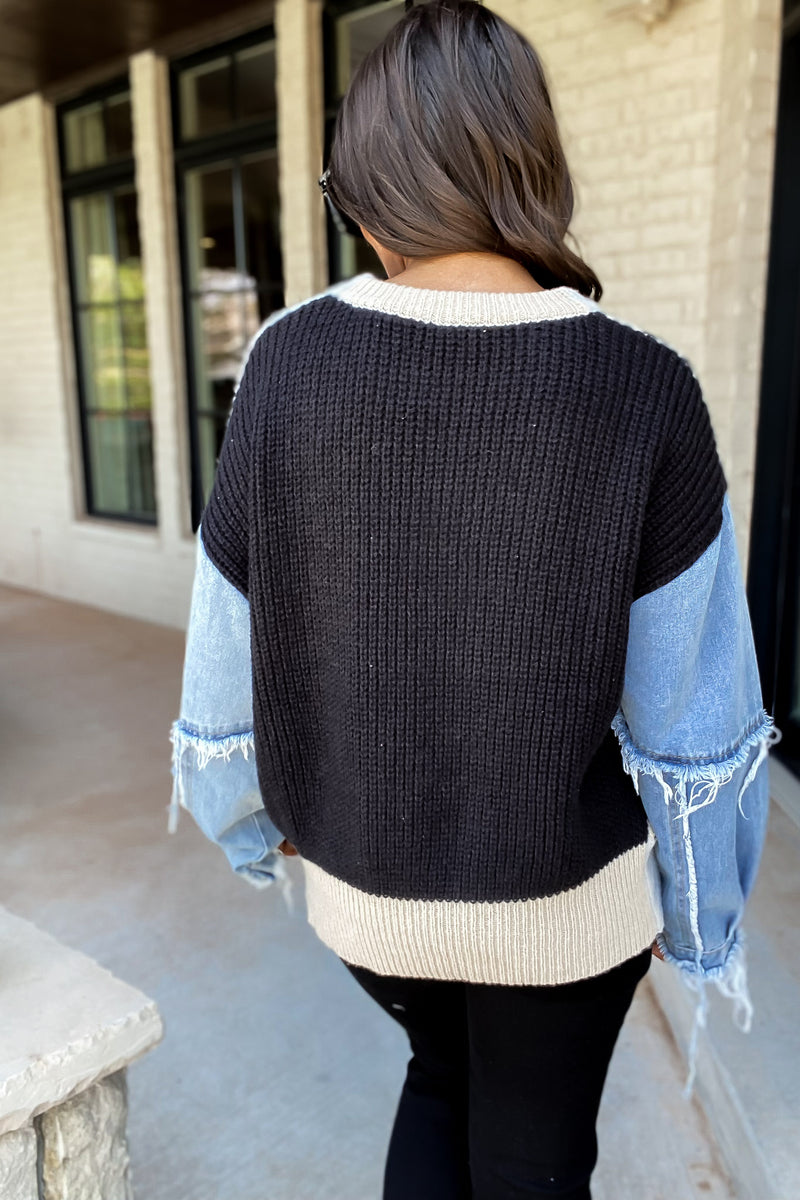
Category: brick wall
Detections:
[
  {"x1": 704, "y1": 0, "x2": 781, "y2": 561},
  {"x1": 492, "y1": 0, "x2": 781, "y2": 566}
]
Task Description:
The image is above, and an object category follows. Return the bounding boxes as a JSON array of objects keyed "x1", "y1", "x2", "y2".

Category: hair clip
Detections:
[{"x1": 318, "y1": 167, "x2": 355, "y2": 237}]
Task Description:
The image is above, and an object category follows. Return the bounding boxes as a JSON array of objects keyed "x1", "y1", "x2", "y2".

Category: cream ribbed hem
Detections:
[
  {"x1": 335, "y1": 271, "x2": 596, "y2": 328},
  {"x1": 301, "y1": 830, "x2": 663, "y2": 985}
]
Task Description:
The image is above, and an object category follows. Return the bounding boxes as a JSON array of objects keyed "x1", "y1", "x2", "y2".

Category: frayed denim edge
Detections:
[
  {"x1": 610, "y1": 708, "x2": 780, "y2": 816},
  {"x1": 168, "y1": 720, "x2": 256, "y2": 833},
  {"x1": 656, "y1": 931, "x2": 753, "y2": 1097},
  {"x1": 167, "y1": 720, "x2": 295, "y2": 916},
  {"x1": 611, "y1": 708, "x2": 781, "y2": 1096}
]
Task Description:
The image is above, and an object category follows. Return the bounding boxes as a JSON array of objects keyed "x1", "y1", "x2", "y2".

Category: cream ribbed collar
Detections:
[{"x1": 334, "y1": 271, "x2": 596, "y2": 328}]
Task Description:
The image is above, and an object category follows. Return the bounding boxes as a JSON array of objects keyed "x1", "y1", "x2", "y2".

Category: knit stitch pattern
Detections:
[{"x1": 201, "y1": 279, "x2": 727, "y2": 910}]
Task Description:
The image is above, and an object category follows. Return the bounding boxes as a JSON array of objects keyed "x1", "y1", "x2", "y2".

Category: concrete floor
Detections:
[{"x1": 0, "y1": 583, "x2": 736, "y2": 1200}]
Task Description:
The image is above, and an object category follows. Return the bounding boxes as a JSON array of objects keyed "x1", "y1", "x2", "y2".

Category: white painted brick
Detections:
[
  {"x1": 640, "y1": 220, "x2": 701, "y2": 249},
  {"x1": 639, "y1": 163, "x2": 715, "y2": 197},
  {"x1": 621, "y1": 86, "x2": 695, "y2": 124}
]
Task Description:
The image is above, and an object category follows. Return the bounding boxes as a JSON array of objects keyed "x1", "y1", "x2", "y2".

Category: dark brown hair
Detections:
[{"x1": 326, "y1": 0, "x2": 602, "y2": 299}]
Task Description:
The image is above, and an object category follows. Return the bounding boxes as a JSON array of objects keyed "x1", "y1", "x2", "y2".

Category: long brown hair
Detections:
[{"x1": 326, "y1": 0, "x2": 602, "y2": 300}]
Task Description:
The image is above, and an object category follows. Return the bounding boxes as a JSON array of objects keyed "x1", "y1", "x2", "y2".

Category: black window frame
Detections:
[
  {"x1": 171, "y1": 26, "x2": 282, "y2": 532},
  {"x1": 57, "y1": 76, "x2": 158, "y2": 526},
  {"x1": 748, "y1": 3, "x2": 800, "y2": 777},
  {"x1": 321, "y1": 0, "x2": 403, "y2": 284}
]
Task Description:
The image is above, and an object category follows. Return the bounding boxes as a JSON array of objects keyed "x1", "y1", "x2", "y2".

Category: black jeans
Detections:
[{"x1": 341, "y1": 947, "x2": 652, "y2": 1200}]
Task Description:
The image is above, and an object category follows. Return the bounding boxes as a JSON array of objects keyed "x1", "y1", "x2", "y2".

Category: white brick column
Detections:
[
  {"x1": 275, "y1": 0, "x2": 328, "y2": 305},
  {"x1": 0, "y1": 95, "x2": 81, "y2": 590},
  {"x1": 130, "y1": 51, "x2": 192, "y2": 546},
  {"x1": 703, "y1": 0, "x2": 782, "y2": 568},
  {"x1": 508, "y1": 0, "x2": 781, "y2": 560}
]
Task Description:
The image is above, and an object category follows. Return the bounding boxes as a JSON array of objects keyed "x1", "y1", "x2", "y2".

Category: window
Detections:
[
  {"x1": 322, "y1": 0, "x2": 406, "y2": 283},
  {"x1": 173, "y1": 31, "x2": 282, "y2": 527},
  {"x1": 58, "y1": 83, "x2": 157, "y2": 523},
  {"x1": 749, "y1": 12, "x2": 800, "y2": 774}
]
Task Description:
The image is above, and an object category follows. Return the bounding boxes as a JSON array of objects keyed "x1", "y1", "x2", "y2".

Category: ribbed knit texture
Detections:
[
  {"x1": 301, "y1": 828, "x2": 662, "y2": 985},
  {"x1": 201, "y1": 276, "x2": 727, "y2": 927}
]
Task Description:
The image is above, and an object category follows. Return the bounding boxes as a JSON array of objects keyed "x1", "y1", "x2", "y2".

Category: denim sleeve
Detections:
[
  {"x1": 168, "y1": 525, "x2": 293, "y2": 906},
  {"x1": 611, "y1": 491, "x2": 781, "y2": 1086}
]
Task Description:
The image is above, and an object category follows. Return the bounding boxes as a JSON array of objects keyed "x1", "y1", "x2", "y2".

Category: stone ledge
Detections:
[{"x1": 0, "y1": 907, "x2": 163, "y2": 1137}]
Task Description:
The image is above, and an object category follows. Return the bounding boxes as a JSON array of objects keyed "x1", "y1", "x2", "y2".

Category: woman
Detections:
[{"x1": 169, "y1": 2, "x2": 779, "y2": 1197}]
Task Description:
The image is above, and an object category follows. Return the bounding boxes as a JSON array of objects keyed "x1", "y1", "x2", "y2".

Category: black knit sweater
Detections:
[{"x1": 201, "y1": 273, "x2": 726, "y2": 984}]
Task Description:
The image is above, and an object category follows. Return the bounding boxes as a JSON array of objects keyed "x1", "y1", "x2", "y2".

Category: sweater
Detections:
[{"x1": 171, "y1": 271, "x2": 777, "y2": 1003}]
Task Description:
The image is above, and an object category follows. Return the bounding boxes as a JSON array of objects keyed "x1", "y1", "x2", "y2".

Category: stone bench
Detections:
[{"x1": 0, "y1": 906, "x2": 163, "y2": 1199}]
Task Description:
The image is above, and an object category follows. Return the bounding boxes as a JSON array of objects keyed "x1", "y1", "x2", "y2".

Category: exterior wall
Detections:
[
  {"x1": 275, "y1": 0, "x2": 328, "y2": 305},
  {"x1": 0, "y1": 96, "x2": 80, "y2": 600},
  {"x1": 704, "y1": 0, "x2": 781, "y2": 563},
  {"x1": 131, "y1": 51, "x2": 192, "y2": 551},
  {"x1": 494, "y1": 0, "x2": 781, "y2": 567},
  {"x1": 0, "y1": 0, "x2": 783, "y2": 626},
  {"x1": 0, "y1": 90, "x2": 196, "y2": 629}
]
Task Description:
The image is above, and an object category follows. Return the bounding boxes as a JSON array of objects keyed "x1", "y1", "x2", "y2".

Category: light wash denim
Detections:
[
  {"x1": 169, "y1": 528, "x2": 294, "y2": 908},
  {"x1": 168, "y1": 282, "x2": 780, "y2": 1093},
  {"x1": 610, "y1": 489, "x2": 780, "y2": 1087}
]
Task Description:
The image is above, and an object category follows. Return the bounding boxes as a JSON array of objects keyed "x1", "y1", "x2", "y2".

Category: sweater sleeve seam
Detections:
[{"x1": 612, "y1": 706, "x2": 775, "y2": 768}]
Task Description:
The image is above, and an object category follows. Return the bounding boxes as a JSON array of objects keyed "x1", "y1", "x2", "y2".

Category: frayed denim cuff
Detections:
[
  {"x1": 168, "y1": 719, "x2": 295, "y2": 915},
  {"x1": 656, "y1": 929, "x2": 754, "y2": 1096}
]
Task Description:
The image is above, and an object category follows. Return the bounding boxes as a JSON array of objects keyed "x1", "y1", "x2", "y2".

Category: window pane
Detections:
[
  {"x1": 235, "y1": 42, "x2": 276, "y2": 124},
  {"x1": 329, "y1": 5, "x2": 402, "y2": 285},
  {"x1": 87, "y1": 414, "x2": 156, "y2": 519},
  {"x1": 241, "y1": 288, "x2": 261, "y2": 345},
  {"x1": 179, "y1": 57, "x2": 231, "y2": 140},
  {"x1": 198, "y1": 408, "x2": 229, "y2": 503},
  {"x1": 241, "y1": 151, "x2": 282, "y2": 287},
  {"x1": 70, "y1": 193, "x2": 117, "y2": 303},
  {"x1": 104, "y1": 94, "x2": 133, "y2": 161},
  {"x1": 191, "y1": 289, "x2": 260, "y2": 503},
  {"x1": 125, "y1": 414, "x2": 157, "y2": 518},
  {"x1": 88, "y1": 414, "x2": 128, "y2": 513},
  {"x1": 192, "y1": 291, "x2": 252, "y2": 388},
  {"x1": 63, "y1": 101, "x2": 105, "y2": 172},
  {"x1": 60, "y1": 84, "x2": 156, "y2": 523},
  {"x1": 185, "y1": 164, "x2": 237, "y2": 290},
  {"x1": 80, "y1": 307, "x2": 126, "y2": 411},
  {"x1": 121, "y1": 303, "x2": 151, "y2": 411},
  {"x1": 174, "y1": 40, "x2": 284, "y2": 522},
  {"x1": 114, "y1": 188, "x2": 144, "y2": 301},
  {"x1": 63, "y1": 93, "x2": 132, "y2": 172},
  {"x1": 336, "y1": 1, "x2": 405, "y2": 95}
]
